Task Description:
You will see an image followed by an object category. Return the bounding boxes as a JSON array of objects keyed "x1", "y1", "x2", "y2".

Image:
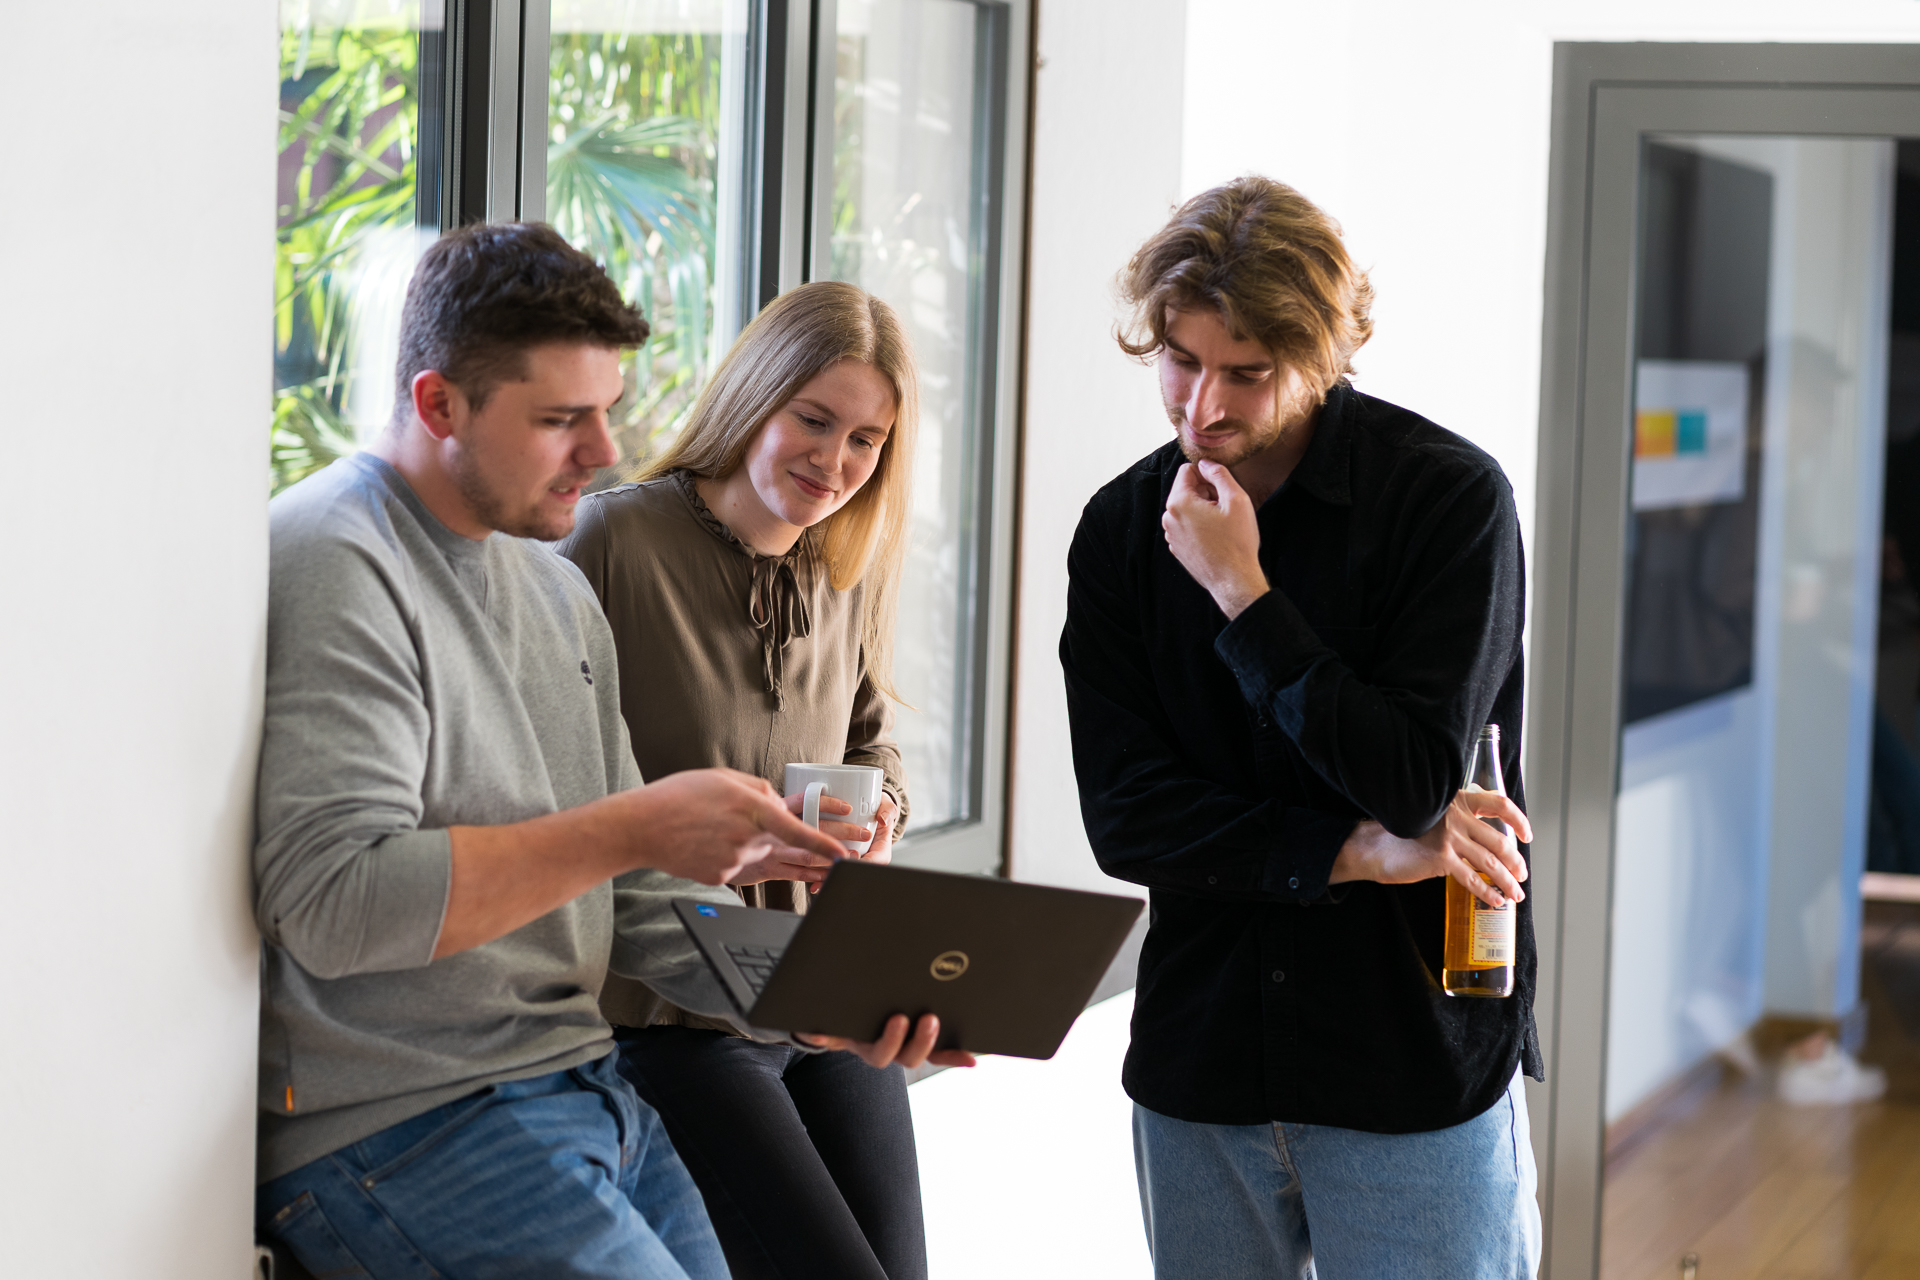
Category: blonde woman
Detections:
[{"x1": 557, "y1": 281, "x2": 933, "y2": 1280}]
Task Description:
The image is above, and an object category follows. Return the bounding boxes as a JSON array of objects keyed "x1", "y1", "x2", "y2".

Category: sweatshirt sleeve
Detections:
[
  {"x1": 607, "y1": 871, "x2": 819, "y2": 1049},
  {"x1": 252, "y1": 526, "x2": 452, "y2": 980}
]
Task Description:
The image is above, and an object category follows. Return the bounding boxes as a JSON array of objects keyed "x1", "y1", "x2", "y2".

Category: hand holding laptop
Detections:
[
  {"x1": 675, "y1": 862, "x2": 1144, "y2": 1062},
  {"x1": 799, "y1": 1013, "x2": 978, "y2": 1070}
]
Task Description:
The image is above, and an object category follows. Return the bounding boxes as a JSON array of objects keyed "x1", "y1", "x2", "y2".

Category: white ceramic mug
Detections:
[{"x1": 784, "y1": 762, "x2": 884, "y2": 856}]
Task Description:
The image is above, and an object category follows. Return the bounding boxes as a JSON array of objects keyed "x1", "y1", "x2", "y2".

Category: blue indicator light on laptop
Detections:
[{"x1": 696, "y1": 905, "x2": 719, "y2": 917}]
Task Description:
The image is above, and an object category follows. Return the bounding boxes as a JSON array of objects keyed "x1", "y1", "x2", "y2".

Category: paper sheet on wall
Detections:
[{"x1": 1631, "y1": 360, "x2": 1750, "y2": 511}]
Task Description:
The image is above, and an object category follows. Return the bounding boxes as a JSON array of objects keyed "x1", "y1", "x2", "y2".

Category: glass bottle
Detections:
[{"x1": 1442, "y1": 724, "x2": 1516, "y2": 998}]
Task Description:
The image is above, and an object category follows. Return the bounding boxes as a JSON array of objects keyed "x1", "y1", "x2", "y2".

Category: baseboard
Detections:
[{"x1": 1605, "y1": 1053, "x2": 1729, "y2": 1164}]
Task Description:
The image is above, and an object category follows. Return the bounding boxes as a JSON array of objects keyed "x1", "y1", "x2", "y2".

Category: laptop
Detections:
[{"x1": 673, "y1": 861, "x2": 1144, "y2": 1059}]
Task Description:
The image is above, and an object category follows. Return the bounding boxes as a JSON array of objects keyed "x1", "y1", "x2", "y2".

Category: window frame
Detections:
[{"x1": 435, "y1": 0, "x2": 1029, "y2": 877}]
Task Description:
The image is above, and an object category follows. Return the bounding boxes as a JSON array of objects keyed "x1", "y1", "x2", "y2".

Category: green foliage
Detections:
[
  {"x1": 274, "y1": 20, "x2": 419, "y2": 492},
  {"x1": 546, "y1": 30, "x2": 723, "y2": 469},
  {"x1": 273, "y1": 20, "x2": 722, "y2": 492}
]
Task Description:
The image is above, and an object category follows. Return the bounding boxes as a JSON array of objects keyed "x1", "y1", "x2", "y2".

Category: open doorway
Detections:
[
  {"x1": 1594, "y1": 130, "x2": 1920, "y2": 1280},
  {"x1": 1526, "y1": 45, "x2": 1920, "y2": 1280}
]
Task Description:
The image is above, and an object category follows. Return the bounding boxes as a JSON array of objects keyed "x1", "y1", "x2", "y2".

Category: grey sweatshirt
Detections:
[{"x1": 254, "y1": 452, "x2": 743, "y2": 1182}]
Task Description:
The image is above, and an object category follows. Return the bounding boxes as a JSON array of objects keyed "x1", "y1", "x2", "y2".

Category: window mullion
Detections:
[
  {"x1": 517, "y1": 0, "x2": 551, "y2": 221},
  {"x1": 444, "y1": 0, "x2": 536, "y2": 226},
  {"x1": 805, "y1": 0, "x2": 839, "y2": 283}
]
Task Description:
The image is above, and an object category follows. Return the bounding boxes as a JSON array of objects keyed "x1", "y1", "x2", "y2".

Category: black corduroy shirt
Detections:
[{"x1": 1061, "y1": 381, "x2": 1543, "y2": 1134}]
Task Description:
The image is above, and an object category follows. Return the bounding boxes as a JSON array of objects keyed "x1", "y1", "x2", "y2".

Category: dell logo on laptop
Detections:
[{"x1": 930, "y1": 950, "x2": 969, "y2": 981}]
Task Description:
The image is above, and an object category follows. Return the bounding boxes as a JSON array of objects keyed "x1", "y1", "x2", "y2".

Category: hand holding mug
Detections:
[
  {"x1": 785, "y1": 763, "x2": 889, "y2": 894},
  {"x1": 863, "y1": 794, "x2": 899, "y2": 864},
  {"x1": 787, "y1": 789, "x2": 875, "y2": 847}
]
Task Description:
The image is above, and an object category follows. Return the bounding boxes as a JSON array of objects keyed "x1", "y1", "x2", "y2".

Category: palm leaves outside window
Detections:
[{"x1": 274, "y1": 14, "x2": 720, "y2": 494}]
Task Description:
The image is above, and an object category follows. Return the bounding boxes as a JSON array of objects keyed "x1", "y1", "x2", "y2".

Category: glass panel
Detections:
[
  {"x1": 274, "y1": 0, "x2": 444, "y2": 493},
  {"x1": 1601, "y1": 134, "x2": 1920, "y2": 1278},
  {"x1": 830, "y1": 0, "x2": 1000, "y2": 832},
  {"x1": 546, "y1": 0, "x2": 753, "y2": 479}
]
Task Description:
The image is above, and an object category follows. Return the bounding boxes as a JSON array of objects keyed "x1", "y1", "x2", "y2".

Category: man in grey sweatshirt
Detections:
[{"x1": 252, "y1": 223, "x2": 900, "y2": 1279}]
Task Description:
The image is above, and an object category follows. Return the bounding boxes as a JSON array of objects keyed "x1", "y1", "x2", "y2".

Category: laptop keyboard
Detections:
[{"x1": 724, "y1": 944, "x2": 785, "y2": 996}]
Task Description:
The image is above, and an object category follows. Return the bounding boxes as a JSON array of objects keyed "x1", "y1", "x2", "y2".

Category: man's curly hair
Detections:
[{"x1": 1118, "y1": 176, "x2": 1374, "y2": 398}]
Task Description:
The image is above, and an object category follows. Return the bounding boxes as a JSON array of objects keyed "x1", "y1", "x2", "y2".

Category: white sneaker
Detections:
[{"x1": 1777, "y1": 1039, "x2": 1888, "y2": 1106}]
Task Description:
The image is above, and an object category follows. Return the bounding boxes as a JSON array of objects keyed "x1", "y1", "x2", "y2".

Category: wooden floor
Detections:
[{"x1": 1601, "y1": 901, "x2": 1920, "y2": 1280}]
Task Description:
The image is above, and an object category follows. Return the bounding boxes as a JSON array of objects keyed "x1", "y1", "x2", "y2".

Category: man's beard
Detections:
[
  {"x1": 1175, "y1": 414, "x2": 1287, "y2": 468},
  {"x1": 1170, "y1": 378, "x2": 1319, "y2": 468},
  {"x1": 449, "y1": 444, "x2": 587, "y2": 541}
]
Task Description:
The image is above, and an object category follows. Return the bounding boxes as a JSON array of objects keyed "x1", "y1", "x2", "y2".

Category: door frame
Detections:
[{"x1": 1530, "y1": 41, "x2": 1920, "y2": 1280}]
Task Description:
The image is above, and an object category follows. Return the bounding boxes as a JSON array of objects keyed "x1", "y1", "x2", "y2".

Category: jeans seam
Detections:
[
  {"x1": 618, "y1": 1038, "x2": 789, "y2": 1275},
  {"x1": 1268, "y1": 1121, "x2": 1295, "y2": 1189},
  {"x1": 265, "y1": 1190, "x2": 376, "y2": 1279},
  {"x1": 573, "y1": 1057, "x2": 639, "y2": 1165},
  {"x1": 1508, "y1": 1081, "x2": 1520, "y2": 1179},
  {"x1": 352, "y1": 1087, "x2": 500, "y2": 1188},
  {"x1": 323, "y1": 1154, "x2": 447, "y2": 1278}
]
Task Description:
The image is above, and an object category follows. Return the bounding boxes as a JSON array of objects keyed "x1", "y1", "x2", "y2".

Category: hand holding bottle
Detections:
[
  {"x1": 1429, "y1": 787, "x2": 1532, "y2": 908},
  {"x1": 1330, "y1": 801, "x2": 1528, "y2": 900},
  {"x1": 1442, "y1": 724, "x2": 1526, "y2": 997},
  {"x1": 1329, "y1": 792, "x2": 1529, "y2": 896}
]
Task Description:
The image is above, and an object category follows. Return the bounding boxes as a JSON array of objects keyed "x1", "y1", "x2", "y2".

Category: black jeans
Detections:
[{"x1": 614, "y1": 1026, "x2": 928, "y2": 1280}]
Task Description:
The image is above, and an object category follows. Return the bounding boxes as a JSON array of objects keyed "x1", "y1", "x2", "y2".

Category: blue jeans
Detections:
[
  {"x1": 1133, "y1": 1071, "x2": 1540, "y2": 1280},
  {"x1": 256, "y1": 1051, "x2": 729, "y2": 1279}
]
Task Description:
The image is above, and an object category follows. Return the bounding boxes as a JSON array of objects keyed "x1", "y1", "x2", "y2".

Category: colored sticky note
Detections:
[
  {"x1": 1636, "y1": 409, "x2": 1677, "y2": 457},
  {"x1": 1675, "y1": 409, "x2": 1708, "y2": 454}
]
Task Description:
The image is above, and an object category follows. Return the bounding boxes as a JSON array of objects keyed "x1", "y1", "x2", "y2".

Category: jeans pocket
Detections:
[
  {"x1": 264, "y1": 1192, "x2": 372, "y2": 1279},
  {"x1": 355, "y1": 1086, "x2": 500, "y2": 1188}
]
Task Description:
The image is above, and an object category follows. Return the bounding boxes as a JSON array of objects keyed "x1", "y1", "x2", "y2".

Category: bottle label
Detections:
[{"x1": 1470, "y1": 900, "x2": 1514, "y2": 965}]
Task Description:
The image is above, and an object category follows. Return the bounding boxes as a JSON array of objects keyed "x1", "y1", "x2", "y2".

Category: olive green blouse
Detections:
[{"x1": 557, "y1": 469, "x2": 909, "y2": 1031}]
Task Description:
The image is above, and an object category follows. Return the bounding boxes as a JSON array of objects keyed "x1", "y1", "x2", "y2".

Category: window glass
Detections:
[
  {"x1": 831, "y1": 0, "x2": 1000, "y2": 832},
  {"x1": 275, "y1": 0, "x2": 442, "y2": 493},
  {"x1": 547, "y1": 0, "x2": 753, "y2": 479}
]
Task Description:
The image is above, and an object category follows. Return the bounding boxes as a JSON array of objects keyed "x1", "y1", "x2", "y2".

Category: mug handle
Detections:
[{"x1": 802, "y1": 781, "x2": 828, "y2": 831}]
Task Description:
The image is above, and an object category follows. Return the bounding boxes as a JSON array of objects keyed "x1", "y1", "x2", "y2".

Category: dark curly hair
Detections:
[
  {"x1": 391, "y1": 221, "x2": 649, "y2": 420},
  {"x1": 1118, "y1": 176, "x2": 1373, "y2": 398}
]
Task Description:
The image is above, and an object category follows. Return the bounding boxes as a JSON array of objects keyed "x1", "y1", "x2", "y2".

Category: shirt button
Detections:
[
  {"x1": 1288, "y1": 877, "x2": 1300, "y2": 889},
  {"x1": 1272, "y1": 970, "x2": 1286, "y2": 983}
]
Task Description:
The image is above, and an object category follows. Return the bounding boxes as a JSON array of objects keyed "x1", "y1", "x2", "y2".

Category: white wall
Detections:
[
  {"x1": 1608, "y1": 695, "x2": 1773, "y2": 1120},
  {"x1": 1006, "y1": 3, "x2": 1920, "y2": 924},
  {"x1": 913, "y1": 992, "x2": 1149, "y2": 1279},
  {"x1": 0, "y1": 1, "x2": 271, "y2": 1274},
  {"x1": 1008, "y1": 0, "x2": 1186, "y2": 894},
  {"x1": 1172, "y1": 1, "x2": 1920, "y2": 532}
]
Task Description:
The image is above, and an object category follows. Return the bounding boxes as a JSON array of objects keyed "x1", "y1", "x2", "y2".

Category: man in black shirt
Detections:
[{"x1": 1062, "y1": 177, "x2": 1543, "y2": 1277}]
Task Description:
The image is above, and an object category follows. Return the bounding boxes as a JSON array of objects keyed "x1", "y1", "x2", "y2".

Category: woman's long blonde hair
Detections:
[{"x1": 638, "y1": 280, "x2": 918, "y2": 701}]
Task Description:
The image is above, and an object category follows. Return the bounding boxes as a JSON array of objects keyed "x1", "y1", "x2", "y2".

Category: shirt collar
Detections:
[{"x1": 1281, "y1": 381, "x2": 1355, "y2": 508}]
